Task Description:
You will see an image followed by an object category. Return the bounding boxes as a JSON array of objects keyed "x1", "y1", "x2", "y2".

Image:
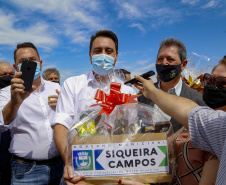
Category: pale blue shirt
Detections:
[
  {"x1": 189, "y1": 106, "x2": 226, "y2": 184},
  {"x1": 0, "y1": 77, "x2": 60, "y2": 160},
  {"x1": 52, "y1": 71, "x2": 137, "y2": 129}
]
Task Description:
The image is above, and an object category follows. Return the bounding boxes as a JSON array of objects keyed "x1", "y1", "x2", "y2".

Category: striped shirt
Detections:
[{"x1": 189, "y1": 106, "x2": 226, "y2": 184}]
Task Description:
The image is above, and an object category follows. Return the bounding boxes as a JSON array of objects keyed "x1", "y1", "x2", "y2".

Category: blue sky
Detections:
[{"x1": 0, "y1": 0, "x2": 225, "y2": 83}]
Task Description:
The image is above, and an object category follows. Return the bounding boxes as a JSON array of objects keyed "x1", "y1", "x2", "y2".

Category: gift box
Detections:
[
  {"x1": 67, "y1": 83, "x2": 174, "y2": 184},
  {"x1": 182, "y1": 52, "x2": 218, "y2": 93}
]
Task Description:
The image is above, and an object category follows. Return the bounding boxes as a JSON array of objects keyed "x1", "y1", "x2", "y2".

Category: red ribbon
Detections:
[{"x1": 92, "y1": 82, "x2": 141, "y2": 117}]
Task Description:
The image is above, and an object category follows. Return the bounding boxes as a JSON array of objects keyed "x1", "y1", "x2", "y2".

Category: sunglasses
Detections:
[{"x1": 203, "y1": 73, "x2": 226, "y2": 89}]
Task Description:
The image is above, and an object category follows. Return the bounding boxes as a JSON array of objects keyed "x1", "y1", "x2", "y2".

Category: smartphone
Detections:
[
  {"x1": 19, "y1": 59, "x2": 37, "y2": 91},
  {"x1": 124, "y1": 70, "x2": 155, "y2": 85}
]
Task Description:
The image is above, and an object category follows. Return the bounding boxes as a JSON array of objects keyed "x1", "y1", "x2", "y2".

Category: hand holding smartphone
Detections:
[
  {"x1": 124, "y1": 70, "x2": 155, "y2": 86},
  {"x1": 19, "y1": 59, "x2": 37, "y2": 91}
]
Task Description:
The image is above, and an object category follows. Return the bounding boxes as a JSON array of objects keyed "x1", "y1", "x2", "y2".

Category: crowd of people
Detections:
[{"x1": 0, "y1": 29, "x2": 225, "y2": 185}]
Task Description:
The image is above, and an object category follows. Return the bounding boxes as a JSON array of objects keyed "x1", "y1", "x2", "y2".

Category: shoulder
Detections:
[
  {"x1": 0, "y1": 85, "x2": 11, "y2": 93},
  {"x1": 0, "y1": 85, "x2": 11, "y2": 97},
  {"x1": 180, "y1": 81, "x2": 206, "y2": 106},
  {"x1": 63, "y1": 73, "x2": 88, "y2": 86}
]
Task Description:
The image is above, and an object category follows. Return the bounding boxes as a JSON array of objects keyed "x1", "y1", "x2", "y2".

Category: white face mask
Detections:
[{"x1": 92, "y1": 54, "x2": 115, "y2": 76}]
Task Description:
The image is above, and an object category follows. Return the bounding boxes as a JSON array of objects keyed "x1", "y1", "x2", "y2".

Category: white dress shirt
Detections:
[
  {"x1": 153, "y1": 78, "x2": 183, "y2": 121},
  {"x1": 0, "y1": 77, "x2": 60, "y2": 160},
  {"x1": 52, "y1": 71, "x2": 137, "y2": 129}
]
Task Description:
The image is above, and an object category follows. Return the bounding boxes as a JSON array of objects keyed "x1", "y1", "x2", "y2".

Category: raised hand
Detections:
[
  {"x1": 48, "y1": 89, "x2": 60, "y2": 109},
  {"x1": 10, "y1": 71, "x2": 36, "y2": 106},
  {"x1": 133, "y1": 75, "x2": 155, "y2": 100}
]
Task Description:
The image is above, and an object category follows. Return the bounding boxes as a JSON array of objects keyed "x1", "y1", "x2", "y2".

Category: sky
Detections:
[{"x1": 0, "y1": 0, "x2": 225, "y2": 84}]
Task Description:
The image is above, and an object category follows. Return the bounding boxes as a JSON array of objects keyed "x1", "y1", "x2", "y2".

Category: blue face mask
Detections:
[
  {"x1": 18, "y1": 61, "x2": 41, "y2": 80},
  {"x1": 92, "y1": 54, "x2": 115, "y2": 76}
]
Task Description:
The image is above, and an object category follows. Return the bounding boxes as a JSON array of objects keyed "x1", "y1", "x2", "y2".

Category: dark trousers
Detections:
[{"x1": 0, "y1": 130, "x2": 12, "y2": 185}]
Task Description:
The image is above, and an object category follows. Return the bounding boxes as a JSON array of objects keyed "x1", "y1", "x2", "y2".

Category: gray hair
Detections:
[
  {"x1": 157, "y1": 37, "x2": 187, "y2": 63},
  {"x1": 42, "y1": 68, "x2": 60, "y2": 80}
]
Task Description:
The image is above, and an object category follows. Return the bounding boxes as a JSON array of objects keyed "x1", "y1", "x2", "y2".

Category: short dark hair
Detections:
[
  {"x1": 212, "y1": 59, "x2": 226, "y2": 73},
  {"x1": 120, "y1": 69, "x2": 131, "y2": 75},
  {"x1": 14, "y1": 42, "x2": 40, "y2": 63},
  {"x1": 42, "y1": 68, "x2": 60, "y2": 80},
  {"x1": 223, "y1": 55, "x2": 226, "y2": 59},
  {"x1": 157, "y1": 37, "x2": 187, "y2": 63},
  {"x1": 89, "y1": 30, "x2": 118, "y2": 52}
]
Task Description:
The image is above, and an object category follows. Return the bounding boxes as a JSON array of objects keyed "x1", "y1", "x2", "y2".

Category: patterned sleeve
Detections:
[{"x1": 189, "y1": 106, "x2": 226, "y2": 160}]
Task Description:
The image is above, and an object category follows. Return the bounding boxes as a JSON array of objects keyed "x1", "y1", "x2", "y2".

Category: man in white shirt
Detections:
[
  {"x1": 53, "y1": 30, "x2": 136, "y2": 184},
  {"x1": 0, "y1": 42, "x2": 63, "y2": 184}
]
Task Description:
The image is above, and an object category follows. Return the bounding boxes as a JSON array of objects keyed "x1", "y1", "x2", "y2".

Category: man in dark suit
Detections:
[{"x1": 138, "y1": 37, "x2": 206, "y2": 132}]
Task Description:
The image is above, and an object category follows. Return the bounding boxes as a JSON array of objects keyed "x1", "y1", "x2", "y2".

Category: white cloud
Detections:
[
  {"x1": 9, "y1": 1, "x2": 104, "y2": 29},
  {"x1": 0, "y1": 10, "x2": 57, "y2": 49},
  {"x1": 115, "y1": 1, "x2": 182, "y2": 28},
  {"x1": 202, "y1": 0, "x2": 217, "y2": 9},
  {"x1": 136, "y1": 59, "x2": 150, "y2": 65},
  {"x1": 60, "y1": 69, "x2": 78, "y2": 83},
  {"x1": 139, "y1": 63, "x2": 156, "y2": 71},
  {"x1": 64, "y1": 29, "x2": 90, "y2": 44},
  {"x1": 118, "y1": 2, "x2": 143, "y2": 19},
  {"x1": 181, "y1": 0, "x2": 200, "y2": 5},
  {"x1": 4, "y1": 0, "x2": 106, "y2": 46},
  {"x1": 129, "y1": 23, "x2": 146, "y2": 33}
]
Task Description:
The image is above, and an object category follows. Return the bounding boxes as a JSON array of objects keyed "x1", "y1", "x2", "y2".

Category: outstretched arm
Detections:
[{"x1": 134, "y1": 75, "x2": 199, "y2": 128}]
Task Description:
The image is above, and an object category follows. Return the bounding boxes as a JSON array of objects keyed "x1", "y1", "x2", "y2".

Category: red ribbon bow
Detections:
[{"x1": 92, "y1": 82, "x2": 141, "y2": 117}]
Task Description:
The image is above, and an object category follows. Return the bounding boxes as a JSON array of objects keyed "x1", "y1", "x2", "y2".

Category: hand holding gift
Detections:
[{"x1": 67, "y1": 82, "x2": 174, "y2": 185}]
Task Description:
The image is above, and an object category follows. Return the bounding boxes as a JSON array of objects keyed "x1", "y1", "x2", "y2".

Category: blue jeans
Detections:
[{"x1": 11, "y1": 158, "x2": 64, "y2": 185}]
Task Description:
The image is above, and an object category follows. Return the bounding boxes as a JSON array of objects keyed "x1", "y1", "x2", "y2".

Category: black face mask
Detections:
[
  {"x1": 0, "y1": 75, "x2": 13, "y2": 89},
  {"x1": 156, "y1": 64, "x2": 181, "y2": 82},
  {"x1": 203, "y1": 84, "x2": 226, "y2": 108},
  {"x1": 51, "y1": 81, "x2": 60, "y2": 84}
]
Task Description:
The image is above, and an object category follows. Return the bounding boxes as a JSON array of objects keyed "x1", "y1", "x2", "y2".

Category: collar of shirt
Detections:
[
  {"x1": 87, "y1": 71, "x2": 96, "y2": 84},
  {"x1": 40, "y1": 76, "x2": 46, "y2": 85},
  {"x1": 157, "y1": 77, "x2": 182, "y2": 96},
  {"x1": 31, "y1": 76, "x2": 46, "y2": 94}
]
